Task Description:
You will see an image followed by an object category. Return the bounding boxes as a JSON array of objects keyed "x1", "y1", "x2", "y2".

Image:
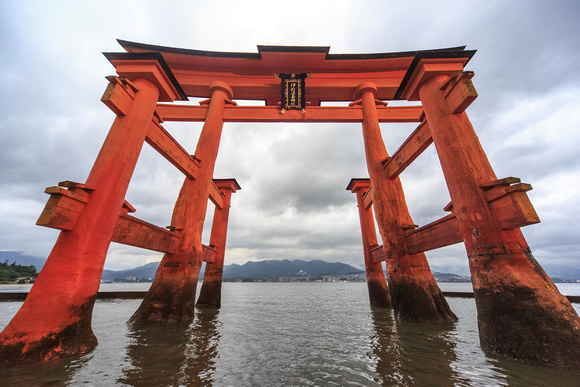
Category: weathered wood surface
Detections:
[
  {"x1": 101, "y1": 76, "x2": 137, "y2": 116},
  {"x1": 383, "y1": 121, "x2": 433, "y2": 179},
  {"x1": 145, "y1": 120, "x2": 200, "y2": 179},
  {"x1": 155, "y1": 104, "x2": 424, "y2": 123}
]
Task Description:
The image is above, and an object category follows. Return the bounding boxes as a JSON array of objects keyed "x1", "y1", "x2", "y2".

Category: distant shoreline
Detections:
[{"x1": 1, "y1": 290, "x2": 579, "y2": 303}]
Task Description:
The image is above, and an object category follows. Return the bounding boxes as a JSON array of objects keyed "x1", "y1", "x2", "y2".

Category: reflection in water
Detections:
[
  {"x1": 370, "y1": 309, "x2": 466, "y2": 386},
  {"x1": 120, "y1": 309, "x2": 221, "y2": 386},
  {"x1": 0, "y1": 351, "x2": 88, "y2": 385},
  {"x1": 179, "y1": 309, "x2": 222, "y2": 385}
]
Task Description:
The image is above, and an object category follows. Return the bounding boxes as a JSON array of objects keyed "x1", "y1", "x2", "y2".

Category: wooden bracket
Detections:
[
  {"x1": 440, "y1": 71, "x2": 477, "y2": 114},
  {"x1": 36, "y1": 186, "x2": 91, "y2": 230},
  {"x1": 121, "y1": 200, "x2": 136, "y2": 215},
  {"x1": 101, "y1": 76, "x2": 139, "y2": 116},
  {"x1": 403, "y1": 177, "x2": 540, "y2": 255},
  {"x1": 479, "y1": 177, "x2": 521, "y2": 190},
  {"x1": 58, "y1": 180, "x2": 94, "y2": 192},
  {"x1": 202, "y1": 245, "x2": 217, "y2": 264},
  {"x1": 371, "y1": 244, "x2": 386, "y2": 263},
  {"x1": 362, "y1": 187, "x2": 374, "y2": 210}
]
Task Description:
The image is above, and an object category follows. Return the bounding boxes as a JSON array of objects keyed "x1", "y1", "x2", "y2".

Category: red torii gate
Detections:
[{"x1": 0, "y1": 41, "x2": 578, "y2": 367}]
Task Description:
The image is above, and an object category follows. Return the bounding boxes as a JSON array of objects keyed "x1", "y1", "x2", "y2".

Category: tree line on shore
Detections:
[{"x1": 0, "y1": 261, "x2": 38, "y2": 282}]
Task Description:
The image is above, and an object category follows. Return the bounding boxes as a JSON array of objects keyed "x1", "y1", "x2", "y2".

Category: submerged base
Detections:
[
  {"x1": 388, "y1": 254, "x2": 457, "y2": 322},
  {"x1": 196, "y1": 278, "x2": 222, "y2": 309},
  {"x1": 367, "y1": 275, "x2": 391, "y2": 309},
  {"x1": 0, "y1": 295, "x2": 98, "y2": 365},
  {"x1": 471, "y1": 250, "x2": 580, "y2": 367},
  {"x1": 130, "y1": 261, "x2": 200, "y2": 324}
]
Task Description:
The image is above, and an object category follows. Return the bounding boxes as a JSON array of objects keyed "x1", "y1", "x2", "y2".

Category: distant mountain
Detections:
[
  {"x1": 101, "y1": 262, "x2": 159, "y2": 281},
  {"x1": 0, "y1": 251, "x2": 46, "y2": 270},
  {"x1": 432, "y1": 271, "x2": 471, "y2": 283},
  {"x1": 99, "y1": 259, "x2": 363, "y2": 281},
  {"x1": 4, "y1": 251, "x2": 579, "y2": 282},
  {"x1": 541, "y1": 265, "x2": 580, "y2": 282},
  {"x1": 223, "y1": 259, "x2": 363, "y2": 279}
]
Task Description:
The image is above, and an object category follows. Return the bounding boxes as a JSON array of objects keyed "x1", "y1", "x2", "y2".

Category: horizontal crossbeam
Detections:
[
  {"x1": 383, "y1": 121, "x2": 433, "y2": 179},
  {"x1": 112, "y1": 213, "x2": 179, "y2": 253},
  {"x1": 146, "y1": 121, "x2": 200, "y2": 179},
  {"x1": 366, "y1": 179, "x2": 540, "y2": 259},
  {"x1": 145, "y1": 121, "x2": 224, "y2": 209},
  {"x1": 111, "y1": 213, "x2": 217, "y2": 262},
  {"x1": 155, "y1": 105, "x2": 424, "y2": 123}
]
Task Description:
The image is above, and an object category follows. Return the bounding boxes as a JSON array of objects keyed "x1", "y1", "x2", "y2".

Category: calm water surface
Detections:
[{"x1": 1, "y1": 282, "x2": 579, "y2": 386}]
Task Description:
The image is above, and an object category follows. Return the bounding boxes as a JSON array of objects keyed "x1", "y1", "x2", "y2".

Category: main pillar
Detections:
[
  {"x1": 355, "y1": 83, "x2": 456, "y2": 322},
  {"x1": 130, "y1": 82, "x2": 234, "y2": 324},
  {"x1": 347, "y1": 179, "x2": 391, "y2": 308},
  {"x1": 403, "y1": 60, "x2": 580, "y2": 366},
  {"x1": 196, "y1": 179, "x2": 240, "y2": 309},
  {"x1": 0, "y1": 57, "x2": 183, "y2": 363}
]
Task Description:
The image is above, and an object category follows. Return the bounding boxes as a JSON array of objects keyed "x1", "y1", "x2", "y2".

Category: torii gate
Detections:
[{"x1": 0, "y1": 41, "x2": 579, "y2": 367}]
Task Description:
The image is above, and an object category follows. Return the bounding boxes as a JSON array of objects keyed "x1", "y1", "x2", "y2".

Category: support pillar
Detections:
[
  {"x1": 347, "y1": 179, "x2": 391, "y2": 308},
  {"x1": 130, "y1": 82, "x2": 234, "y2": 324},
  {"x1": 355, "y1": 83, "x2": 456, "y2": 322},
  {"x1": 413, "y1": 68, "x2": 580, "y2": 366},
  {"x1": 196, "y1": 179, "x2": 240, "y2": 309},
  {"x1": 0, "y1": 71, "x2": 173, "y2": 363}
]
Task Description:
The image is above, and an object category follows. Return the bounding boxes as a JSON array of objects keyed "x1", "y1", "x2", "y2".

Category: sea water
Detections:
[{"x1": 0, "y1": 282, "x2": 579, "y2": 386}]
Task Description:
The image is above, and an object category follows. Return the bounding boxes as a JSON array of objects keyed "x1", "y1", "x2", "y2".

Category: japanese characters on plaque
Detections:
[{"x1": 279, "y1": 73, "x2": 307, "y2": 113}]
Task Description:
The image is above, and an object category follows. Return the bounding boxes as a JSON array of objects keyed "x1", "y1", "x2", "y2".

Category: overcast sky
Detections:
[{"x1": 1, "y1": 1, "x2": 579, "y2": 274}]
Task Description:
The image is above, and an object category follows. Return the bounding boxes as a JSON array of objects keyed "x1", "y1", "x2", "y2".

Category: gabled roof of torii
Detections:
[{"x1": 107, "y1": 39, "x2": 475, "y2": 105}]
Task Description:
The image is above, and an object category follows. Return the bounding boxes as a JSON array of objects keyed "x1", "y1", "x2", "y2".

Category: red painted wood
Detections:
[
  {"x1": 419, "y1": 73, "x2": 580, "y2": 367},
  {"x1": 347, "y1": 179, "x2": 391, "y2": 308},
  {"x1": 130, "y1": 82, "x2": 233, "y2": 324},
  {"x1": 112, "y1": 213, "x2": 179, "y2": 253},
  {"x1": 356, "y1": 83, "x2": 456, "y2": 322},
  {"x1": 383, "y1": 121, "x2": 433, "y2": 179},
  {"x1": 0, "y1": 78, "x2": 161, "y2": 364},
  {"x1": 155, "y1": 104, "x2": 424, "y2": 123},
  {"x1": 197, "y1": 180, "x2": 240, "y2": 309},
  {"x1": 145, "y1": 120, "x2": 200, "y2": 179}
]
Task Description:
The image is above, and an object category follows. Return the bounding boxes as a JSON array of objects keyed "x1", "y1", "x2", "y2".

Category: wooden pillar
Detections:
[
  {"x1": 355, "y1": 83, "x2": 456, "y2": 322},
  {"x1": 410, "y1": 65, "x2": 580, "y2": 366},
  {"x1": 130, "y1": 82, "x2": 234, "y2": 324},
  {"x1": 347, "y1": 179, "x2": 391, "y2": 308},
  {"x1": 0, "y1": 59, "x2": 183, "y2": 363},
  {"x1": 196, "y1": 179, "x2": 240, "y2": 309}
]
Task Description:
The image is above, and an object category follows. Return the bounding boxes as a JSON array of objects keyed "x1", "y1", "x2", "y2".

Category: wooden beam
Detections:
[
  {"x1": 36, "y1": 187, "x2": 90, "y2": 231},
  {"x1": 371, "y1": 245, "x2": 386, "y2": 263},
  {"x1": 363, "y1": 188, "x2": 374, "y2": 210},
  {"x1": 155, "y1": 104, "x2": 424, "y2": 123},
  {"x1": 112, "y1": 213, "x2": 179, "y2": 253},
  {"x1": 202, "y1": 245, "x2": 217, "y2": 264},
  {"x1": 383, "y1": 121, "x2": 433, "y2": 179},
  {"x1": 146, "y1": 121, "x2": 200, "y2": 179},
  {"x1": 405, "y1": 214, "x2": 462, "y2": 255},
  {"x1": 484, "y1": 183, "x2": 540, "y2": 229},
  {"x1": 403, "y1": 184, "x2": 540, "y2": 254},
  {"x1": 209, "y1": 181, "x2": 224, "y2": 210},
  {"x1": 101, "y1": 76, "x2": 137, "y2": 116},
  {"x1": 441, "y1": 72, "x2": 478, "y2": 114},
  {"x1": 111, "y1": 213, "x2": 220, "y2": 258},
  {"x1": 37, "y1": 181, "x2": 224, "y2": 234}
]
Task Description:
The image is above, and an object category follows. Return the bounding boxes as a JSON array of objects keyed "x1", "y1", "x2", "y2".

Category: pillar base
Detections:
[
  {"x1": 130, "y1": 255, "x2": 201, "y2": 324},
  {"x1": 471, "y1": 250, "x2": 580, "y2": 367},
  {"x1": 0, "y1": 295, "x2": 97, "y2": 364},
  {"x1": 196, "y1": 278, "x2": 222, "y2": 309},
  {"x1": 388, "y1": 254, "x2": 457, "y2": 322},
  {"x1": 366, "y1": 271, "x2": 391, "y2": 309}
]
